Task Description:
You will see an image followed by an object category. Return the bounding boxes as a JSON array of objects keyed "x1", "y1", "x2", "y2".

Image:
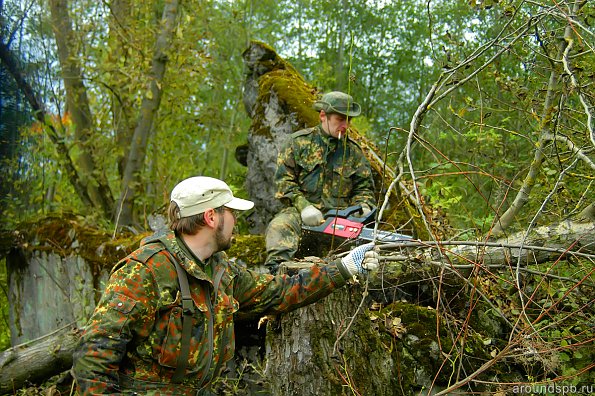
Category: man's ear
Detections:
[
  {"x1": 319, "y1": 110, "x2": 326, "y2": 122},
  {"x1": 203, "y1": 208, "x2": 217, "y2": 228}
]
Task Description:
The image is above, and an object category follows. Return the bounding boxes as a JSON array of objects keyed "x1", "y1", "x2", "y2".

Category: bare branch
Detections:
[
  {"x1": 561, "y1": 37, "x2": 595, "y2": 148},
  {"x1": 542, "y1": 132, "x2": 595, "y2": 170}
]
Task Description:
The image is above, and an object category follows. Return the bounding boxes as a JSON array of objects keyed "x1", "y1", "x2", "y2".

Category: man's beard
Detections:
[{"x1": 215, "y1": 216, "x2": 232, "y2": 251}]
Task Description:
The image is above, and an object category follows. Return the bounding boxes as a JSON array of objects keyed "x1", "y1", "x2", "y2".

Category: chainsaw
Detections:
[{"x1": 297, "y1": 205, "x2": 413, "y2": 257}]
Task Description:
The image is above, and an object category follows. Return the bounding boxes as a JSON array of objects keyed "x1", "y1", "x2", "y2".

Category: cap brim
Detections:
[{"x1": 224, "y1": 197, "x2": 254, "y2": 211}]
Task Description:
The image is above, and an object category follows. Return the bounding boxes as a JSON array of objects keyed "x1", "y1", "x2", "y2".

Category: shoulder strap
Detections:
[
  {"x1": 170, "y1": 259, "x2": 227, "y2": 385},
  {"x1": 171, "y1": 259, "x2": 194, "y2": 384}
]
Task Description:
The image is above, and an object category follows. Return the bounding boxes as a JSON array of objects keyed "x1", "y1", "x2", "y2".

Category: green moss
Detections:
[
  {"x1": 257, "y1": 71, "x2": 320, "y2": 128},
  {"x1": 368, "y1": 301, "x2": 492, "y2": 391},
  {"x1": 227, "y1": 234, "x2": 266, "y2": 267},
  {"x1": 4, "y1": 214, "x2": 270, "y2": 274},
  {"x1": 3, "y1": 213, "x2": 146, "y2": 277},
  {"x1": 250, "y1": 44, "x2": 319, "y2": 139}
]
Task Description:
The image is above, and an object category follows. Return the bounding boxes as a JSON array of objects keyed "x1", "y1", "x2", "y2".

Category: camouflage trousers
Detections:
[{"x1": 264, "y1": 206, "x2": 302, "y2": 271}]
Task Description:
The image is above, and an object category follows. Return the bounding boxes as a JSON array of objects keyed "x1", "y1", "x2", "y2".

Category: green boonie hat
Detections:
[{"x1": 313, "y1": 91, "x2": 361, "y2": 117}]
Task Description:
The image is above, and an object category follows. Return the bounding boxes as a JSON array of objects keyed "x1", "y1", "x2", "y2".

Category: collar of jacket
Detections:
[
  {"x1": 316, "y1": 124, "x2": 338, "y2": 146},
  {"x1": 144, "y1": 230, "x2": 215, "y2": 284}
]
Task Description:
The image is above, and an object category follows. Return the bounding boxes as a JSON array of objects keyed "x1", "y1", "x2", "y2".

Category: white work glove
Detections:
[
  {"x1": 301, "y1": 205, "x2": 324, "y2": 226},
  {"x1": 338, "y1": 242, "x2": 379, "y2": 277}
]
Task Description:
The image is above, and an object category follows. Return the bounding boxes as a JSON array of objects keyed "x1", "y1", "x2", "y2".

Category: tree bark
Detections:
[
  {"x1": 576, "y1": 202, "x2": 595, "y2": 223},
  {"x1": 265, "y1": 282, "x2": 397, "y2": 395},
  {"x1": 414, "y1": 220, "x2": 595, "y2": 269},
  {"x1": 0, "y1": 323, "x2": 80, "y2": 395},
  {"x1": 241, "y1": 41, "x2": 311, "y2": 232}
]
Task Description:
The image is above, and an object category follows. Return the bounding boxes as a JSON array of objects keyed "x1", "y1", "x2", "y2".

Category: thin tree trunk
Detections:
[
  {"x1": 49, "y1": 0, "x2": 114, "y2": 216},
  {"x1": 491, "y1": 0, "x2": 585, "y2": 236},
  {"x1": 115, "y1": 0, "x2": 181, "y2": 226},
  {"x1": 109, "y1": 0, "x2": 136, "y2": 180}
]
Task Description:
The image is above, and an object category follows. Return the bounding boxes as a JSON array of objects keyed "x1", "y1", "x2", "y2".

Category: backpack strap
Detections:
[
  {"x1": 171, "y1": 259, "x2": 194, "y2": 384},
  {"x1": 170, "y1": 258, "x2": 227, "y2": 386}
]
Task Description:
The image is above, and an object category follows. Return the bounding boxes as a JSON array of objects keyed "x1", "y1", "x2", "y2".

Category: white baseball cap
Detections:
[{"x1": 171, "y1": 176, "x2": 254, "y2": 218}]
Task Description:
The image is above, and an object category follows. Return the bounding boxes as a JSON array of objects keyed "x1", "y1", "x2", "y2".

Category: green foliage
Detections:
[
  {"x1": 3, "y1": 0, "x2": 592, "y2": 235},
  {"x1": 1, "y1": 0, "x2": 254, "y2": 229}
]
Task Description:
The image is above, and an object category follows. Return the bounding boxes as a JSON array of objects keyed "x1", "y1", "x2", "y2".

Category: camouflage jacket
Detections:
[
  {"x1": 275, "y1": 125, "x2": 375, "y2": 212},
  {"x1": 72, "y1": 231, "x2": 346, "y2": 395}
]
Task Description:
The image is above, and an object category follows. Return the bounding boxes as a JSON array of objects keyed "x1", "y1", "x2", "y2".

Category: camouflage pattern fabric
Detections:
[
  {"x1": 265, "y1": 125, "x2": 375, "y2": 267},
  {"x1": 265, "y1": 206, "x2": 301, "y2": 265},
  {"x1": 72, "y1": 230, "x2": 346, "y2": 395}
]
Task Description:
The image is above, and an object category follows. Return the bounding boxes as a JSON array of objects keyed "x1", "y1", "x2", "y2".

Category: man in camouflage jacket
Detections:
[
  {"x1": 72, "y1": 176, "x2": 379, "y2": 395},
  {"x1": 264, "y1": 91, "x2": 376, "y2": 273}
]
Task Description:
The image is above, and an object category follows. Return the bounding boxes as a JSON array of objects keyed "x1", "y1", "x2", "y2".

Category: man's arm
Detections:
[
  {"x1": 72, "y1": 261, "x2": 156, "y2": 395},
  {"x1": 232, "y1": 262, "x2": 346, "y2": 316},
  {"x1": 274, "y1": 140, "x2": 313, "y2": 212},
  {"x1": 232, "y1": 245, "x2": 378, "y2": 316}
]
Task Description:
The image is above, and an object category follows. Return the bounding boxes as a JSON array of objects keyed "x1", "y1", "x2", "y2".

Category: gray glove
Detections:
[
  {"x1": 301, "y1": 205, "x2": 324, "y2": 226},
  {"x1": 338, "y1": 242, "x2": 380, "y2": 278}
]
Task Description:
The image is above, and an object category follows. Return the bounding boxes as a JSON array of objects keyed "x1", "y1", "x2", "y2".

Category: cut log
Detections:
[{"x1": 0, "y1": 323, "x2": 80, "y2": 395}]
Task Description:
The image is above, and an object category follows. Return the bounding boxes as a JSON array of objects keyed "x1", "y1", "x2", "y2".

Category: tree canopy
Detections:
[{"x1": 1, "y1": 0, "x2": 593, "y2": 233}]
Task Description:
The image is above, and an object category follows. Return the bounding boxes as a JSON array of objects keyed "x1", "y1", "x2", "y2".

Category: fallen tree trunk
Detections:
[
  {"x1": 434, "y1": 220, "x2": 594, "y2": 266},
  {"x1": 0, "y1": 323, "x2": 80, "y2": 395}
]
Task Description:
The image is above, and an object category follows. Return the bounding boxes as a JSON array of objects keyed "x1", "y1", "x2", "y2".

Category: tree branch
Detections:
[{"x1": 561, "y1": 36, "x2": 595, "y2": 148}]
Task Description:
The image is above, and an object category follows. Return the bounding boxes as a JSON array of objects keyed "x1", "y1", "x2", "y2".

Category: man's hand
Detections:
[
  {"x1": 338, "y1": 242, "x2": 379, "y2": 277},
  {"x1": 301, "y1": 205, "x2": 324, "y2": 226}
]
